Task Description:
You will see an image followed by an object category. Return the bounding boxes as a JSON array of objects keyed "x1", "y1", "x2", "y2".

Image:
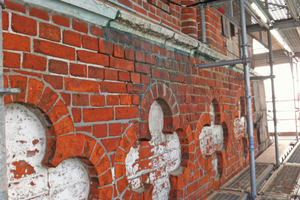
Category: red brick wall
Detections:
[{"x1": 3, "y1": 1, "x2": 257, "y2": 199}]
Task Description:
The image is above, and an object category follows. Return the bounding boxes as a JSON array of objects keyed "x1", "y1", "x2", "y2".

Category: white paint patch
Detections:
[
  {"x1": 199, "y1": 103, "x2": 224, "y2": 175},
  {"x1": 5, "y1": 104, "x2": 90, "y2": 200},
  {"x1": 125, "y1": 101, "x2": 181, "y2": 199},
  {"x1": 234, "y1": 101, "x2": 247, "y2": 138},
  {"x1": 200, "y1": 104, "x2": 224, "y2": 156}
]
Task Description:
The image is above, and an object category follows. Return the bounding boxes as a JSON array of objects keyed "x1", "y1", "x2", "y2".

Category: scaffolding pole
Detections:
[
  {"x1": 267, "y1": 30, "x2": 280, "y2": 168},
  {"x1": 290, "y1": 56, "x2": 299, "y2": 142},
  {"x1": 239, "y1": 0, "x2": 256, "y2": 199}
]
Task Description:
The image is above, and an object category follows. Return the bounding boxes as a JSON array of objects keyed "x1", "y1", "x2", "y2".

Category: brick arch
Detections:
[
  {"x1": 47, "y1": 133, "x2": 113, "y2": 200},
  {"x1": 169, "y1": 121, "x2": 194, "y2": 196},
  {"x1": 204, "y1": 89, "x2": 223, "y2": 124},
  {"x1": 4, "y1": 75, "x2": 113, "y2": 199},
  {"x1": 139, "y1": 82, "x2": 180, "y2": 137},
  {"x1": 194, "y1": 110, "x2": 231, "y2": 192},
  {"x1": 114, "y1": 122, "x2": 154, "y2": 199}
]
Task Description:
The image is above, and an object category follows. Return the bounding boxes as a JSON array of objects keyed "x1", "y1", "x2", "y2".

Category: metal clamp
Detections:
[
  {"x1": 246, "y1": 148, "x2": 258, "y2": 151},
  {"x1": 0, "y1": 88, "x2": 20, "y2": 95}
]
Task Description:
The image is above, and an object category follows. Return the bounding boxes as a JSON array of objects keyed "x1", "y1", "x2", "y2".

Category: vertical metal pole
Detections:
[
  {"x1": 297, "y1": 63, "x2": 300, "y2": 129},
  {"x1": 290, "y1": 56, "x2": 299, "y2": 141},
  {"x1": 0, "y1": 1, "x2": 8, "y2": 199},
  {"x1": 267, "y1": 30, "x2": 280, "y2": 168},
  {"x1": 200, "y1": 5, "x2": 206, "y2": 43},
  {"x1": 228, "y1": 0, "x2": 233, "y2": 17},
  {"x1": 239, "y1": 0, "x2": 256, "y2": 199}
]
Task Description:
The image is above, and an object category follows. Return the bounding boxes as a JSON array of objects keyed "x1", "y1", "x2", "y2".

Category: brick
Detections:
[
  {"x1": 115, "y1": 106, "x2": 138, "y2": 119},
  {"x1": 88, "y1": 66, "x2": 104, "y2": 79},
  {"x1": 102, "y1": 138, "x2": 121, "y2": 152},
  {"x1": 72, "y1": 108, "x2": 81, "y2": 123},
  {"x1": 131, "y1": 73, "x2": 140, "y2": 83},
  {"x1": 5, "y1": 0, "x2": 26, "y2": 13},
  {"x1": 125, "y1": 48, "x2": 134, "y2": 60},
  {"x1": 65, "y1": 78, "x2": 99, "y2": 93},
  {"x1": 38, "y1": 87, "x2": 58, "y2": 113},
  {"x1": 63, "y1": 30, "x2": 81, "y2": 47},
  {"x1": 60, "y1": 92, "x2": 71, "y2": 106},
  {"x1": 152, "y1": 68, "x2": 169, "y2": 80},
  {"x1": 135, "y1": 50, "x2": 146, "y2": 62},
  {"x1": 73, "y1": 94, "x2": 89, "y2": 106},
  {"x1": 43, "y1": 75, "x2": 63, "y2": 89},
  {"x1": 3, "y1": 52, "x2": 20, "y2": 69},
  {"x1": 39, "y1": 22, "x2": 60, "y2": 42},
  {"x1": 114, "y1": 44, "x2": 124, "y2": 58},
  {"x1": 93, "y1": 124, "x2": 107, "y2": 138},
  {"x1": 141, "y1": 74, "x2": 150, "y2": 85},
  {"x1": 120, "y1": 95, "x2": 132, "y2": 105},
  {"x1": 70, "y1": 63, "x2": 87, "y2": 77},
  {"x1": 127, "y1": 83, "x2": 147, "y2": 94},
  {"x1": 107, "y1": 95, "x2": 119, "y2": 105},
  {"x1": 91, "y1": 26, "x2": 104, "y2": 37},
  {"x1": 27, "y1": 78, "x2": 44, "y2": 105},
  {"x1": 83, "y1": 108, "x2": 114, "y2": 122},
  {"x1": 119, "y1": 71, "x2": 130, "y2": 82},
  {"x1": 104, "y1": 69, "x2": 118, "y2": 81},
  {"x1": 77, "y1": 50, "x2": 109, "y2": 66},
  {"x1": 23, "y1": 53, "x2": 47, "y2": 71},
  {"x1": 29, "y1": 7, "x2": 49, "y2": 20},
  {"x1": 132, "y1": 95, "x2": 140, "y2": 105},
  {"x1": 12, "y1": 13, "x2": 37, "y2": 36},
  {"x1": 99, "y1": 39, "x2": 113, "y2": 55},
  {"x1": 101, "y1": 81, "x2": 127, "y2": 93},
  {"x1": 110, "y1": 57, "x2": 134, "y2": 71},
  {"x1": 82, "y1": 35, "x2": 98, "y2": 51},
  {"x1": 109, "y1": 123, "x2": 122, "y2": 136},
  {"x1": 52, "y1": 14, "x2": 69, "y2": 27},
  {"x1": 34, "y1": 39, "x2": 75, "y2": 60},
  {"x1": 3, "y1": 11, "x2": 8, "y2": 30},
  {"x1": 151, "y1": 44, "x2": 159, "y2": 54},
  {"x1": 76, "y1": 126, "x2": 91, "y2": 133},
  {"x1": 3, "y1": 33, "x2": 30, "y2": 52},
  {"x1": 47, "y1": 100, "x2": 69, "y2": 123},
  {"x1": 72, "y1": 19, "x2": 88, "y2": 33},
  {"x1": 138, "y1": 146, "x2": 154, "y2": 160},
  {"x1": 10, "y1": 75, "x2": 27, "y2": 102},
  {"x1": 135, "y1": 63, "x2": 151, "y2": 74},
  {"x1": 90, "y1": 95, "x2": 105, "y2": 107},
  {"x1": 48, "y1": 60, "x2": 68, "y2": 75}
]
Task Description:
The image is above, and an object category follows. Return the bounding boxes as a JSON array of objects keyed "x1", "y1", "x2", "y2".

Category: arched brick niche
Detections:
[
  {"x1": 139, "y1": 82, "x2": 180, "y2": 139},
  {"x1": 231, "y1": 89, "x2": 249, "y2": 167},
  {"x1": 194, "y1": 89, "x2": 231, "y2": 195},
  {"x1": 4, "y1": 75, "x2": 113, "y2": 200},
  {"x1": 114, "y1": 123, "x2": 154, "y2": 199}
]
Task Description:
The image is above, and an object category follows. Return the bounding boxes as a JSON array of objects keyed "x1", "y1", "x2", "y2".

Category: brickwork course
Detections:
[{"x1": 2, "y1": 0, "x2": 259, "y2": 199}]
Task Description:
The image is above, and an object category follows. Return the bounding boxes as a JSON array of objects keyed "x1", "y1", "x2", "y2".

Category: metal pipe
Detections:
[
  {"x1": 196, "y1": 58, "x2": 251, "y2": 69},
  {"x1": 0, "y1": 1, "x2": 7, "y2": 199},
  {"x1": 267, "y1": 30, "x2": 280, "y2": 168},
  {"x1": 239, "y1": 0, "x2": 256, "y2": 199},
  {"x1": 228, "y1": 0, "x2": 233, "y2": 17},
  {"x1": 200, "y1": 5, "x2": 206, "y2": 44},
  {"x1": 290, "y1": 56, "x2": 299, "y2": 141},
  {"x1": 236, "y1": 75, "x2": 275, "y2": 81}
]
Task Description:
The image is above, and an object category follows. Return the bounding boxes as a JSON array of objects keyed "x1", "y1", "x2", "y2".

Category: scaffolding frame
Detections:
[{"x1": 196, "y1": 0, "x2": 300, "y2": 199}]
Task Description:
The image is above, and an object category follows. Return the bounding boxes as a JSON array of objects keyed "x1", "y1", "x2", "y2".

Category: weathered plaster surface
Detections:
[
  {"x1": 125, "y1": 101, "x2": 181, "y2": 199},
  {"x1": 5, "y1": 104, "x2": 89, "y2": 200},
  {"x1": 199, "y1": 104, "x2": 223, "y2": 174}
]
